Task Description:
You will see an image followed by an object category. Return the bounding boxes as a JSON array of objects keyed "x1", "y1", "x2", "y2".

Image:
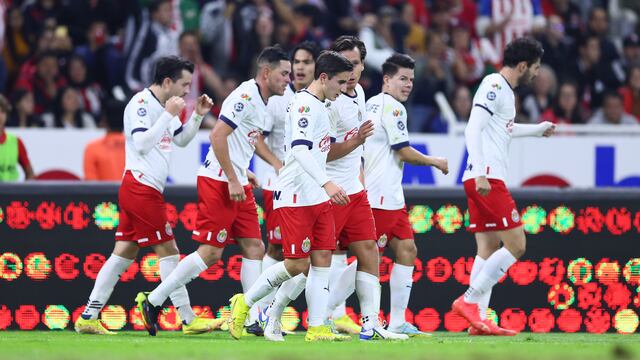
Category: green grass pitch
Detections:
[{"x1": 1, "y1": 331, "x2": 639, "y2": 360}]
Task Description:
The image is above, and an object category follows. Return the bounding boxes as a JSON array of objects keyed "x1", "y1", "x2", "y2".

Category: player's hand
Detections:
[
  {"x1": 196, "y1": 94, "x2": 214, "y2": 116},
  {"x1": 323, "y1": 181, "x2": 350, "y2": 205},
  {"x1": 228, "y1": 179, "x2": 246, "y2": 202},
  {"x1": 432, "y1": 156, "x2": 449, "y2": 175},
  {"x1": 541, "y1": 121, "x2": 556, "y2": 137},
  {"x1": 356, "y1": 120, "x2": 374, "y2": 144},
  {"x1": 475, "y1": 176, "x2": 491, "y2": 196},
  {"x1": 247, "y1": 170, "x2": 260, "y2": 188},
  {"x1": 165, "y1": 96, "x2": 186, "y2": 116}
]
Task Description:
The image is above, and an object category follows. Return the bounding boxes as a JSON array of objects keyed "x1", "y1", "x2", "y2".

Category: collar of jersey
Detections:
[
  {"x1": 499, "y1": 73, "x2": 515, "y2": 91},
  {"x1": 253, "y1": 80, "x2": 268, "y2": 105},
  {"x1": 301, "y1": 89, "x2": 324, "y2": 103},
  {"x1": 146, "y1": 88, "x2": 163, "y2": 106},
  {"x1": 341, "y1": 88, "x2": 358, "y2": 99}
]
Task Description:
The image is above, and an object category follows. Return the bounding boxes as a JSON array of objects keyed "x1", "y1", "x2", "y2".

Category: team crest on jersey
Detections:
[
  {"x1": 165, "y1": 222, "x2": 173, "y2": 236},
  {"x1": 301, "y1": 237, "x2": 311, "y2": 253},
  {"x1": 234, "y1": 102, "x2": 244, "y2": 112},
  {"x1": 217, "y1": 229, "x2": 228, "y2": 243},
  {"x1": 393, "y1": 109, "x2": 404, "y2": 117},
  {"x1": 240, "y1": 93, "x2": 252, "y2": 101},
  {"x1": 397, "y1": 121, "x2": 406, "y2": 131},
  {"x1": 274, "y1": 226, "x2": 282, "y2": 240},
  {"x1": 298, "y1": 117, "x2": 309, "y2": 128},
  {"x1": 491, "y1": 83, "x2": 502, "y2": 90},
  {"x1": 137, "y1": 107, "x2": 147, "y2": 116},
  {"x1": 319, "y1": 135, "x2": 331, "y2": 152},
  {"x1": 377, "y1": 234, "x2": 388, "y2": 248},
  {"x1": 511, "y1": 209, "x2": 520, "y2": 223},
  {"x1": 487, "y1": 91, "x2": 496, "y2": 101},
  {"x1": 298, "y1": 105, "x2": 311, "y2": 113}
]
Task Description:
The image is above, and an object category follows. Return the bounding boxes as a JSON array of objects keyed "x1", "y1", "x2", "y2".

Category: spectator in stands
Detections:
[
  {"x1": 541, "y1": 82, "x2": 585, "y2": 124},
  {"x1": 394, "y1": 2, "x2": 427, "y2": 56},
  {"x1": 587, "y1": 7, "x2": 620, "y2": 63},
  {"x1": 7, "y1": 89, "x2": 44, "y2": 128},
  {"x1": 538, "y1": 15, "x2": 575, "y2": 81},
  {"x1": 125, "y1": 0, "x2": 179, "y2": 92},
  {"x1": 67, "y1": 55, "x2": 103, "y2": 119},
  {"x1": 0, "y1": 94, "x2": 35, "y2": 181},
  {"x1": 588, "y1": 92, "x2": 638, "y2": 125},
  {"x1": 543, "y1": 0, "x2": 583, "y2": 40},
  {"x1": 522, "y1": 65, "x2": 556, "y2": 123},
  {"x1": 23, "y1": 0, "x2": 60, "y2": 46},
  {"x1": 74, "y1": 20, "x2": 123, "y2": 91},
  {"x1": 427, "y1": 2, "x2": 453, "y2": 44},
  {"x1": 618, "y1": 66, "x2": 640, "y2": 121},
  {"x1": 18, "y1": 52, "x2": 67, "y2": 116},
  {"x1": 52, "y1": 87, "x2": 96, "y2": 128},
  {"x1": 617, "y1": 34, "x2": 640, "y2": 75},
  {"x1": 451, "y1": 85, "x2": 472, "y2": 122},
  {"x1": 83, "y1": 99, "x2": 125, "y2": 181},
  {"x1": 449, "y1": 0, "x2": 478, "y2": 38},
  {"x1": 450, "y1": 24, "x2": 484, "y2": 86},
  {"x1": 2, "y1": 6, "x2": 31, "y2": 91},
  {"x1": 360, "y1": 8, "x2": 395, "y2": 73}
]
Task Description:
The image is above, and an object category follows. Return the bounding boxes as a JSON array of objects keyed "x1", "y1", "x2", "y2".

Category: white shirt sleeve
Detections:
[
  {"x1": 381, "y1": 102, "x2": 410, "y2": 150},
  {"x1": 464, "y1": 104, "x2": 491, "y2": 177},
  {"x1": 129, "y1": 101, "x2": 173, "y2": 154},
  {"x1": 511, "y1": 122, "x2": 551, "y2": 138},
  {"x1": 173, "y1": 112, "x2": 203, "y2": 147},
  {"x1": 218, "y1": 95, "x2": 245, "y2": 130}
]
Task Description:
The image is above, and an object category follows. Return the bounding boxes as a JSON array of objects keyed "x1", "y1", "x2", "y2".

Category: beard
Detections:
[{"x1": 518, "y1": 71, "x2": 535, "y2": 87}]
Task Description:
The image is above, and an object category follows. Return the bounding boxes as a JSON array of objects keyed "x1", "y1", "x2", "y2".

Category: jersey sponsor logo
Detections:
[
  {"x1": 159, "y1": 130, "x2": 172, "y2": 152},
  {"x1": 137, "y1": 107, "x2": 147, "y2": 116},
  {"x1": 511, "y1": 208, "x2": 520, "y2": 223},
  {"x1": 506, "y1": 119, "x2": 514, "y2": 133},
  {"x1": 298, "y1": 117, "x2": 309, "y2": 128},
  {"x1": 393, "y1": 109, "x2": 404, "y2": 117},
  {"x1": 487, "y1": 91, "x2": 496, "y2": 100},
  {"x1": 165, "y1": 222, "x2": 173, "y2": 236},
  {"x1": 367, "y1": 104, "x2": 380, "y2": 113},
  {"x1": 248, "y1": 129, "x2": 260, "y2": 146},
  {"x1": 397, "y1": 121, "x2": 406, "y2": 131},
  {"x1": 319, "y1": 135, "x2": 331, "y2": 152},
  {"x1": 217, "y1": 229, "x2": 228, "y2": 243},
  {"x1": 234, "y1": 102, "x2": 244, "y2": 112},
  {"x1": 273, "y1": 191, "x2": 281, "y2": 200},
  {"x1": 203, "y1": 159, "x2": 211, "y2": 168},
  {"x1": 301, "y1": 237, "x2": 311, "y2": 253},
  {"x1": 344, "y1": 127, "x2": 358, "y2": 141},
  {"x1": 298, "y1": 105, "x2": 310, "y2": 113},
  {"x1": 240, "y1": 93, "x2": 252, "y2": 101},
  {"x1": 377, "y1": 234, "x2": 388, "y2": 248}
]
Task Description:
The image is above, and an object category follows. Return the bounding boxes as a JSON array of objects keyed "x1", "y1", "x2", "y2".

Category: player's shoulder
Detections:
[
  {"x1": 228, "y1": 79, "x2": 261, "y2": 105},
  {"x1": 128, "y1": 89, "x2": 152, "y2": 107},
  {"x1": 381, "y1": 93, "x2": 406, "y2": 118},
  {"x1": 478, "y1": 73, "x2": 509, "y2": 94}
]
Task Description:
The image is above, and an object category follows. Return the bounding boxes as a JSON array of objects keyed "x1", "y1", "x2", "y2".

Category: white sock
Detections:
[
  {"x1": 356, "y1": 271, "x2": 380, "y2": 331},
  {"x1": 241, "y1": 258, "x2": 263, "y2": 323},
  {"x1": 389, "y1": 263, "x2": 413, "y2": 329},
  {"x1": 305, "y1": 266, "x2": 330, "y2": 327},
  {"x1": 268, "y1": 273, "x2": 307, "y2": 320},
  {"x1": 148, "y1": 252, "x2": 208, "y2": 307},
  {"x1": 329, "y1": 254, "x2": 348, "y2": 318},
  {"x1": 81, "y1": 254, "x2": 133, "y2": 319},
  {"x1": 465, "y1": 247, "x2": 516, "y2": 303},
  {"x1": 245, "y1": 262, "x2": 292, "y2": 307},
  {"x1": 469, "y1": 255, "x2": 491, "y2": 320},
  {"x1": 327, "y1": 260, "x2": 357, "y2": 318},
  {"x1": 159, "y1": 255, "x2": 195, "y2": 325},
  {"x1": 252, "y1": 255, "x2": 280, "y2": 316}
]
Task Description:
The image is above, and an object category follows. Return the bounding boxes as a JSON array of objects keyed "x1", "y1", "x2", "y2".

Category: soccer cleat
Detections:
[
  {"x1": 228, "y1": 294, "x2": 250, "y2": 340},
  {"x1": 359, "y1": 326, "x2": 409, "y2": 341},
  {"x1": 387, "y1": 322, "x2": 432, "y2": 337},
  {"x1": 305, "y1": 325, "x2": 352, "y2": 342},
  {"x1": 135, "y1": 292, "x2": 161, "y2": 336},
  {"x1": 244, "y1": 321, "x2": 264, "y2": 336},
  {"x1": 182, "y1": 310, "x2": 225, "y2": 335},
  {"x1": 468, "y1": 319, "x2": 517, "y2": 336},
  {"x1": 452, "y1": 295, "x2": 489, "y2": 333},
  {"x1": 263, "y1": 315, "x2": 285, "y2": 342},
  {"x1": 333, "y1": 315, "x2": 361, "y2": 335},
  {"x1": 74, "y1": 317, "x2": 117, "y2": 335}
]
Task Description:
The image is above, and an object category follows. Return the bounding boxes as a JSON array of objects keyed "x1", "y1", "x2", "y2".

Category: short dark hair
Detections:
[
  {"x1": 291, "y1": 41, "x2": 320, "y2": 62},
  {"x1": 149, "y1": 0, "x2": 170, "y2": 14},
  {"x1": 0, "y1": 94, "x2": 11, "y2": 114},
  {"x1": 382, "y1": 53, "x2": 415, "y2": 77},
  {"x1": 502, "y1": 37, "x2": 544, "y2": 67},
  {"x1": 603, "y1": 91, "x2": 623, "y2": 103},
  {"x1": 104, "y1": 99, "x2": 127, "y2": 132},
  {"x1": 179, "y1": 30, "x2": 198, "y2": 43},
  {"x1": 152, "y1": 56, "x2": 194, "y2": 85},
  {"x1": 257, "y1": 45, "x2": 289, "y2": 68},
  {"x1": 330, "y1": 35, "x2": 367, "y2": 62},
  {"x1": 314, "y1": 51, "x2": 353, "y2": 79}
]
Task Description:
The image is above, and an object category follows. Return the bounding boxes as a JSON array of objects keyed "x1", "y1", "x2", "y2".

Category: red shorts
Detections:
[
  {"x1": 276, "y1": 201, "x2": 336, "y2": 259},
  {"x1": 333, "y1": 191, "x2": 377, "y2": 250},
  {"x1": 371, "y1": 207, "x2": 414, "y2": 251},
  {"x1": 464, "y1": 178, "x2": 521, "y2": 233},
  {"x1": 192, "y1": 177, "x2": 261, "y2": 247},
  {"x1": 263, "y1": 189, "x2": 283, "y2": 245},
  {"x1": 115, "y1": 171, "x2": 174, "y2": 248}
]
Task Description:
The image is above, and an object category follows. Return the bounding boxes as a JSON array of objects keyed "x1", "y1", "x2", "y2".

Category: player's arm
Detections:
[
  {"x1": 291, "y1": 144, "x2": 349, "y2": 205},
  {"x1": 210, "y1": 119, "x2": 245, "y2": 201},
  {"x1": 17, "y1": 138, "x2": 34, "y2": 180},
  {"x1": 465, "y1": 103, "x2": 492, "y2": 195},
  {"x1": 132, "y1": 96, "x2": 184, "y2": 154},
  {"x1": 512, "y1": 121, "x2": 556, "y2": 138},
  {"x1": 395, "y1": 146, "x2": 448, "y2": 174},
  {"x1": 255, "y1": 135, "x2": 283, "y2": 172},
  {"x1": 173, "y1": 94, "x2": 213, "y2": 147},
  {"x1": 327, "y1": 120, "x2": 374, "y2": 162}
]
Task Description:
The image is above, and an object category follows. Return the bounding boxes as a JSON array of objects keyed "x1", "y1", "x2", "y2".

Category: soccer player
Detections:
[
  {"x1": 74, "y1": 56, "x2": 217, "y2": 335},
  {"x1": 452, "y1": 37, "x2": 555, "y2": 336},
  {"x1": 226, "y1": 51, "x2": 354, "y2": 342},
  {"x1": 363, "y1": 53, "x2": 449, "y2": 336},
  {"x1": 135, "y1": 46, "x2": 290, "y2": 336},
  {"x1": 253, "y1": 41, "x2": 320, "y2": 315}
]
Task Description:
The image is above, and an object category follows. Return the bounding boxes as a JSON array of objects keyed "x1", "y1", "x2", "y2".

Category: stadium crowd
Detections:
[{"x1": 0, "y1": 0, "x2": 639, "y2": 133}]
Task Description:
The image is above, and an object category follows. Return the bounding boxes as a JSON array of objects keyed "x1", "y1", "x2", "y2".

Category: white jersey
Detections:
[
  {"x1": 462, "y1": 73, "x2": 516, "y2": 182},
  {"x1": 326, "y1": 84, "x2": 367, "y2": 195},
  {"x1": 261, "y1": 83, "x2": 296, "y2": 190},
  {"x1": 363, "y1": 93, "x2": 410, "y2": 210},
  {"x1": 274, "y1": 90, "x2": 331, "y2": 208},
  {"x1": 124, "y1": 88, "x2": 183, "y2": 192},
  {"x1": 198, "y1": 79, "x2": 267, "y2": 185}
]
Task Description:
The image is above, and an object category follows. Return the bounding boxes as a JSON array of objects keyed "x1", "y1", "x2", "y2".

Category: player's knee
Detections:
[
  {"x1": 266, "y1": 244, "x2": 283, "y2": 260},
  {"x1": 402, "y1": 241, "x2": 418, "y2": 260},
  {"x1": 196, "y1": 244, "x2": 223, "y2": 265},
  {"x1": 241, "y1": 238, "x2": 265, "y2": 259},
  {"x1": 285, "y1": 258, "x2": 310, "y2": 276},
  {"x1": 153, "y1": 242, "x2": 180, "y2": 258}
]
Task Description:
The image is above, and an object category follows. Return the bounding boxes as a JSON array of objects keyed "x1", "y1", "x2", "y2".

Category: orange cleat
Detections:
[
  {"x1": 468, "y1": 319, "x2": 517, "y2": 336},
  {"x1": 452, "y1": 295, "x2": 489, "y2": 333}
]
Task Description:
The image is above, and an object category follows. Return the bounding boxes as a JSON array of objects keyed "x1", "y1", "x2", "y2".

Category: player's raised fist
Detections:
[
  {"x1": 475, "y1": 176, "x2": 491, "y2": 196},
  {"x1": 323, "y1": 181, "x2": 350, "y2": 205},
  {"x1": 541, "y1": 121, "x2": 556, "y2": 137},
  {"x1": 196, "y1": 94, "x2": 214, "y2": 116},
  {"x1": 165, "y1": 96, "x2": 186, "y2": 116},
  {"x1": 433, "y1": 156, "x2": 449, "y2": 175},
  {"x1": 356, "y1": 120, "x2": 374, "y2": 144}
]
